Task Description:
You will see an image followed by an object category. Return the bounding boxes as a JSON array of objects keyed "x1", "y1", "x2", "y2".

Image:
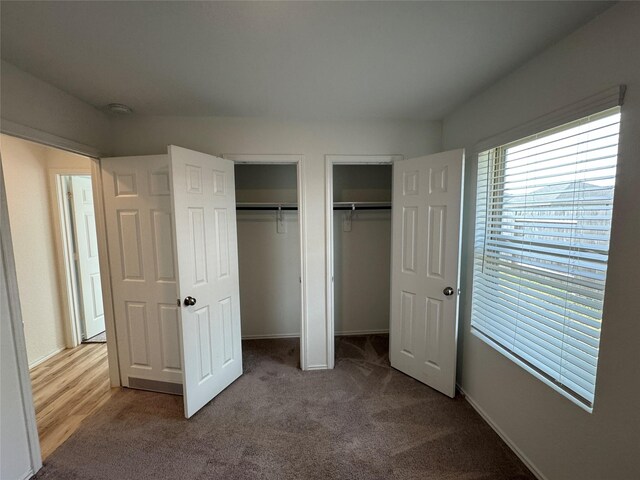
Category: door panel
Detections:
[
  {"x1": 390, "y1": 149, "x2": 464, "y2": 397},
  {"x1": 101, "y1": 155, "x2": 182, "y2": 387},
  {"x1": 70, "y1": 176, "x2": 105, "y2": 339},
  {"x1": 169, "y1": 146, "x2": 242, "y2": 418}
]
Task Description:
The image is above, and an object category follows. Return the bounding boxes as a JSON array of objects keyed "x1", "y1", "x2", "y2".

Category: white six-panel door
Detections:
[
  {"x1": 70, "y1": 175, "x2": 105, "y2": 340},
  {"x1": 101, "y1": 155, "x2": 182, "y2": 388},
  {"x1": 390, "y1": 149, "x2": 464, "y2": 397},
  {"x1": 169, "y1": 146, "x2": 243, "y2": 418}
]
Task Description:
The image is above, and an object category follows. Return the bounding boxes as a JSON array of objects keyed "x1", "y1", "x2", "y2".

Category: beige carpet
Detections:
[{"x1": 35, "y1": 336, "x2": 534, "y2": 479}]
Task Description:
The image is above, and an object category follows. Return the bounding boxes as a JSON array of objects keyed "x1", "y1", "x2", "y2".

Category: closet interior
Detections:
[
  {"x1": 234, "y1": 164, "x2": 301, "y2": 342},
  {"x1": 332, "y1": 164, "x2": 392, "y2": 337}
]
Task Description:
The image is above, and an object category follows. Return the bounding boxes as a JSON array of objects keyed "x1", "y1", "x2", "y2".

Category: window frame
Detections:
[{"x1": 470, "y1": 107, "x2": 622, "y2": 412}]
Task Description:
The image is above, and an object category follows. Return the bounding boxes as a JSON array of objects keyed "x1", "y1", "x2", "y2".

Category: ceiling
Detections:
[{"x1": 0, "y1": 1, "x2": 613, "y2": 121}]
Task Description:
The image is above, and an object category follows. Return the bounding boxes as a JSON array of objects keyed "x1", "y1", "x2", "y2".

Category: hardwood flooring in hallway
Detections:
[{"x1": 30, "y1": 343, "x2": 116, "y2": 459}]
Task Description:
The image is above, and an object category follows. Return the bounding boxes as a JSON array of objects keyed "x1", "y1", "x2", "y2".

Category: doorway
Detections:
[
  {"x1": 234, "y1": 164, "x2": 302, "y2": 355},
  {"x1": 325, "y1": 155, "x2": 399, "y2": 368},
  {"x1": 0, "y1": 134, "x2": 113, "y2": 459},
  {"x1": 57, "y1": 174, "x2": 106, "y2": 343},
  {"x1": 326, "y1": 151, "x2": 465, "y2": 398}
]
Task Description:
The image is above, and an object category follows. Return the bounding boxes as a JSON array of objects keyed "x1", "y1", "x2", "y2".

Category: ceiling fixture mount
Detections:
[{"x1": 106, "y1": 103, "x2": 133, "y2": 114}]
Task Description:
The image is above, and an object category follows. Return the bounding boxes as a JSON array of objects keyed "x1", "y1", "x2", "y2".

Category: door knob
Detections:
[
  {"x1": 443, "y1": 287, "x2": 455, "y2": 296},
  {"x1": 184, "y1": 296, "x2": 197, "y2": 306}
]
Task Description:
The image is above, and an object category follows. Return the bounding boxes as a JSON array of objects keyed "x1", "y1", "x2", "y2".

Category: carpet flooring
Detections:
[{"x1": 35, "y1": 335, "x2": 534, "y2": 479}]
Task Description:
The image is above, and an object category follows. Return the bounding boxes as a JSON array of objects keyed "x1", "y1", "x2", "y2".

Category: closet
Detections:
[
  {"x1": 234, "y1": 164, "x2": 301, "y2": 341},
  {"x1": 332, "y1": 164, "x2": 392, "y2": 336}
]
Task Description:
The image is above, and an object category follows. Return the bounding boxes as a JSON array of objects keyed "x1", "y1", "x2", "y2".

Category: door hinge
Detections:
[
  {"x1": 67, "y1": 191, "x2": 73, "y2": 199},
  {"x1": 177, "y1": 298, "x2": 181, "y2": 307}
]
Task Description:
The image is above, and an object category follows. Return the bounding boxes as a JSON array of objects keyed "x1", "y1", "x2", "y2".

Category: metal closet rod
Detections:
[
  {"x1": 333, "y1": 201, "x2": 392, "y2": 210},
  {"x1": 236, "y1": 202, "x2": 298, "y2": 211},
  {"x1": 235, "y1": 201, "x2": 392, "y2": 211}
]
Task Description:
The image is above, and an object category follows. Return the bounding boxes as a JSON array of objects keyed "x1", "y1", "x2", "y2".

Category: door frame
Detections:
[
  {"x1": 222, "y1": 154, "x2": 309, "y2": 370},
  {"x1": 324, "y1": 155, "x2": 403, "y2": 369},
  {"x1": 0, "y1": 126, "x2": 121, "y2": 389},
  {"x1": 0, "y1": 153, "x2": 43, "y2": 477},
  {"x1": 49, "y1": 169, "x2": 92, "y2": 348},
  {"x1": 0, "y1": 122, "x2": 120, "y2": 473}
]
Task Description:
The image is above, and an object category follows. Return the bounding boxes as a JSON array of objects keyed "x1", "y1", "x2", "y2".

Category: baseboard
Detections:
[
  {"x1": 28, "y1": 346, "x2": 66, "y2": 370},
  {"x1": 241, "y1": 333, "x2": 300, "y2": 340},
  {"x1": 457, "y1": 384, "x2": 548, "y2": 480},
  {"x1": 304, "y1": 364, "x2": 329, "y2": 371},
  {"x1": 19, "y1": 467, "x2": 34, "y2": 480},
  {"x1": 335, "y1": 329, "x2": 389, "y2": 336}
]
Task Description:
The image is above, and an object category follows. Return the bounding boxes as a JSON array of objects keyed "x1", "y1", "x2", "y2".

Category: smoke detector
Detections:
[{"x1": 106, "y1": 103, "x2": 133, "y2": 115}]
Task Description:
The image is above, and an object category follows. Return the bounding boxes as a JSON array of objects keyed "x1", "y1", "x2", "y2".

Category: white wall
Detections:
[
  {"x1": 0, "y1": 60, "x2": 111, "y2": 155},
  {"x1": 333, "y1": 211, "x2": 390, "y2": 334},
  {"x1": 0, "y1": 134, "x2": 91, "y2": 366},
  {"x1": 333, "y1": 165, "x2": 392, "y2": 335},
  {"x1": 235, "y1": 164, "x2": 301, "y2": 338},
  {"x1": 442, "y1": 3, "x2": 640, "y2": 480},
  {"x1": 111, "y1": 116, "x2": 442, "y2": 368}
]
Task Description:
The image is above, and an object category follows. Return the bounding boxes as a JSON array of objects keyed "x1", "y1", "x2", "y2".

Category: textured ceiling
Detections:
[{"x1": 0, "y1": 1, "x2": 613, "y2": 120}]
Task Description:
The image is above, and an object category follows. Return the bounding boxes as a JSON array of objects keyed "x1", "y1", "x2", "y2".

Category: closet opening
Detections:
[
  {"x1": 234, "y1": 163, "x2": 302, "y2": 364},
  {"x1": 330, "y1": 163, "x2": 393, "y2": 363}
]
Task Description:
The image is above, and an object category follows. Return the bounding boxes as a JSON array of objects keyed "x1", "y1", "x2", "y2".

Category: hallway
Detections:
[{"x1": 30, "y1": 343, "x2": 114, "y2": 459}]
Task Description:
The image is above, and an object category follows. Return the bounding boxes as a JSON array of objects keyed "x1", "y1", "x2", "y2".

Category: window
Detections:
[{"x1": 471, "y1": 107, "x2": 621, "y2": 410}]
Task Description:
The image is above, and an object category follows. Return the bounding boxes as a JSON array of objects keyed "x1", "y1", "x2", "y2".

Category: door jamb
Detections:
[
  {"x1": 90, "y1": 157, "x2": 121, "y2": 388},
  {"x1": 0, "y1": 154, "x2": 43, "y2": 476},
  {"x1": 222, "y1": 154, "x2": 309, "y2": 370},
  {"x1": 324, "y1": 155, "x2": 403, "y2": 369},
  {"x1": 49, "y1": 168, "x2": 91, "y2": 348}
]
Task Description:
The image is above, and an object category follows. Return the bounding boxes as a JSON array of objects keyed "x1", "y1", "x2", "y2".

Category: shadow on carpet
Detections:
[{"x1": 35, "y1": 335, "x2": 535, "y2": 479}]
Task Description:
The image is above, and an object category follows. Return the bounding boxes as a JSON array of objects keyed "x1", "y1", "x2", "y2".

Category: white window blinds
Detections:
[{"x1": 471, "y1": 106, "x2": 621, "y2": 409}]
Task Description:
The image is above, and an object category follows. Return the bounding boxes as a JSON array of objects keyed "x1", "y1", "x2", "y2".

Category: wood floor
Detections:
[{"x1": 30, "y1": 343, "x2": 116, "y2": 460}]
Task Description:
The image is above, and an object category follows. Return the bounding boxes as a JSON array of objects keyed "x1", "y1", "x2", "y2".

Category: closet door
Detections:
[
  {"x1": 169, "y1": 146, "x2": 243, "y2": 418},
  {"x1": 390, "y1": 149, "x2": 464, "y2": 397}
]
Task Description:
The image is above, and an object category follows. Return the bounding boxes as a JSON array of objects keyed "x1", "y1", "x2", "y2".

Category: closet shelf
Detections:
[
  {"x1": 333, "y1": 201, "x2": 392, "y2": 210},
  {"x1": 236, "y1": 202, "x2": 298, "y2": 211}
]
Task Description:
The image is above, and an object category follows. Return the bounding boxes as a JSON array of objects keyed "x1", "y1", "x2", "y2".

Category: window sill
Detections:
[{"x1": 470, "y1": 327, "x2": 594, "y2": 414}]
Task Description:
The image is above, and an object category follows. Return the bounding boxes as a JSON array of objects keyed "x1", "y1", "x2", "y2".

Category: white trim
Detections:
[
  {"x1": 325, "y1": 154, "x2": 402, "y2": 369},
  {"x1": 335, "y1": 329, "x2": 389, "y2": 336},
  {"x1": 28, "y1": 346, "x2": 66, "y2": 370},
  {"x1": 17, "y1": 469, "x2": 35, "y2": 480},
  {"x1": 457, "y1": 384, "x2": 548, "y2": 480},
  {"x1": 222, "y1": 154, "x2": 309, "y2": 370},
  {"x1": 0, "y1": 118, "x2": 102, "y2": 158},
  {"x1": 48, "y1": 168, "x2": 92, "y2": 349},
  {"x1": 471, "y1": 328, "x2": 593, "y2": 413},
  {"x1": 304, "y1": 364, "x2": 330, "y2": 371},
  {"x1": 91, "y1": 158, "x2": 122, "y2": 388},
  {"x1": 0, "y1": 155, "x2": 43, "y2": 474},
  {"x1": 241, "y1": 333, "x2": 300, "y2": 340}
]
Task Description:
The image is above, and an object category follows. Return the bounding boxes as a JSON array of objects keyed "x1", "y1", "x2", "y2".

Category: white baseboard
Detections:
[
  {"x1": 19, "y1": 468, "x2": 34, "y2": 480},
  {"x1": 17, "y1": 468, "x2": 35, "y2": 480},
  {"x1": 28, "y1": 346, "x2": 66, "y2": 369},
  {"x1": 241, "y1": 333, "x2": 300, "y2": 340},
  {"x1": 335, "y1": 329, "x2": 389, "y2": 336},
  {"x1": 457, "y1": 384, "x2": 547, "y2": 480},
  {"x1": 304, "y1": 364, "x2": 329, "y2": 371}
]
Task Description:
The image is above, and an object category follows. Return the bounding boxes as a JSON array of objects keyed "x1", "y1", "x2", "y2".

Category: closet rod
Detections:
[
  {"x1": 236, "y1": 202, "x2": 298, "y2": 211},
  {"x1": 333, "y1": 201, "x2": 392, "y2": 210}
]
